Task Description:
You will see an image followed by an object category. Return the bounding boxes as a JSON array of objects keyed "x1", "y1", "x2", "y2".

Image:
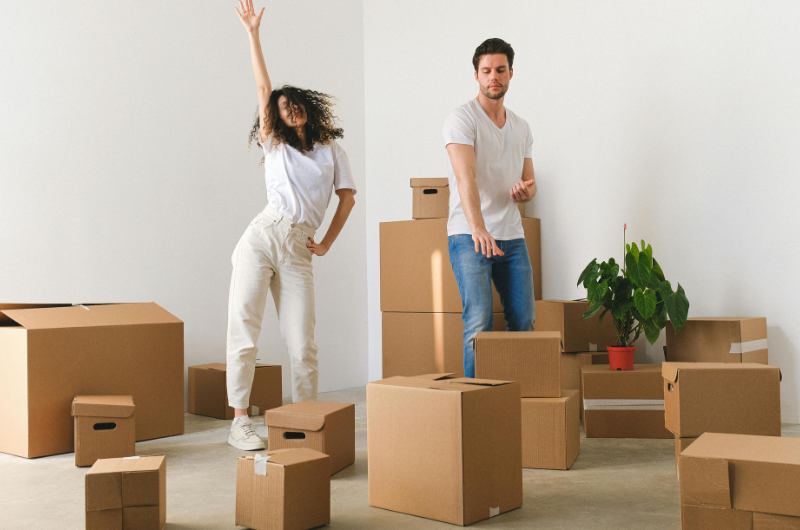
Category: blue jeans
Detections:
[{"x1": 448, "y1": 235, "x2": 535, "y2": 378}]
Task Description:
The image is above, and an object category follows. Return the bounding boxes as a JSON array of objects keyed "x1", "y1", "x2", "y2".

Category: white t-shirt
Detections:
[
  {"x1": 262, "y1": 135, "x2": 356, "y2": 230},
  {"x1": 443, "y1": 98, "x2": 533, "y2": 240}
]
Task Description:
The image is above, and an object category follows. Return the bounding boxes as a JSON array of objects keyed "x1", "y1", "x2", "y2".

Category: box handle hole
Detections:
[
  {"x1": 284, "y1": 432, "x2": 306, "y2": 440},
  {"x1": 93, "y1": 422, "x2": 117, "y2": 431},
  {"x1": 423, "y1": 189, "x2": 438, "y2": 195},
  {"x1": 668, "y1": 383, "x2": 674, "y2": 392}
]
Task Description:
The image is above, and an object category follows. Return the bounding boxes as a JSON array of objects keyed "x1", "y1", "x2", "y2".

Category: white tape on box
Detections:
[
  {"x1": 489, "y1": 507, "x2": 500, "y2": 517},
  {"x1": 583, "y1": 399, "x2": 664, "y2": 411},
  {"x1": 589, "y1": 343, "x2": 598, "y2": 352},
  {"x1": 729, "y1": 339, "x2": 768, "y2": 354},
  {"x1": 123, "y1": 456, "x2": 140, "y2": 460},
  {"x1": 251, "y1": 405, "x2": 260, "y2": 416},
  {"x1": 254, "y1": 454, "x2": 271, "y2": 476}
]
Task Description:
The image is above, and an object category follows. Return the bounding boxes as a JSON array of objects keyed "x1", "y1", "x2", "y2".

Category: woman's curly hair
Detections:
[{"x1": 248, "y1": 85, "x2": 344, "y2": 155}]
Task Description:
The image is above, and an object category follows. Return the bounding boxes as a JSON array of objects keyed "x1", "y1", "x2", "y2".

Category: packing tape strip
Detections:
[
  {"x1": 584, "y1": 398, "x2": 664, "y2": 411},
  {"x1": 589, "y1": 343, "x2": 598, "y2": 352},
  {"x1": 251, "y1": 405, "x2": 260, "y2": 416},
  {"x1": 489, "y1": 507, "x2": 500, "y2": 517},
  {"x1": 254, "y1": 454, "x2": 271, "y2": 476},
  {"x1": 729, "y1": 338, "x2": 768, "y2": 354}
]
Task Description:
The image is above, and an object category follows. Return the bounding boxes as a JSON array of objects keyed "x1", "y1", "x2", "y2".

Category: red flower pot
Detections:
[{"x1": 607, "y1": 346, "x2": 635, "y2": 370}]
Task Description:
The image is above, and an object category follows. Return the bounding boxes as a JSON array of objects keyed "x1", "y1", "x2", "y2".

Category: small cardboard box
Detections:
[
  {"x1": 188, "y1": 363, "x2": 282, "y2": 419},
  {"x1": 72, "y1": 396, "x2": 135, "y2": 467},
  {"x1": 411, "y1": 178, "x2": 449, "y2": 219},
  {"x1": 367, "y1": 374, "x2": 522, "y2": 526},
  {"x1": 663, "y1": 362, "x2": 781, "y2": 438},
  {"x1": 522, "y1": 390, "x2": 580, "y2": 470},
  {"x1": 0, "y1": 303, "x2": 184, "y2": 459},
  {"x1": 679, "y1": 433, "x2": 800, "y2": 522},
  {"x1": 581, "y1": 364, "x2": 672, "y2": 439},
  {"x1": 474, "y1": 331, "x2": 562, "y2": 397},
  {"x1": 85, "y1": 455, "x2": 166, "y2": 530},
  {"x1": 675, "y1": 436, "x2": 697, "y2": 473},
  {"x1": 534, "y1": 300, "x2": 618, "y2": 352},
  {"x1": 560, "y1": 351, "x2": 609, "y2": 420},
  {"x1": 235, "y1": 448, "x2": 330, "y2": 530},
  {"x1": 380, "y1": 218, "x2": 542, "y2": 313},
  {"x1": 382, "y1": 311, "x2": 507, "y2": 378},
  {"x1": 264, "y1": 401, "x2": 355, "y2": 475},
  {"x1": 665, "y1": 317, "x2": 768, "y2": 364}
]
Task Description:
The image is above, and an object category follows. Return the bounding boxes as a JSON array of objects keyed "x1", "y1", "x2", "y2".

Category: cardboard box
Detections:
[
  {"x1": 754, "y1": 513, "x2": 800, "y2": 529},
  {"x1": 675, "y1": 436, "x2": 697, "y2": 473},
  {"x1": 665, "y1": 317, "x2": 768, "y2": 364},
  {"x1": 380, "y1": 218, "x2": 542, "y2": 313},
  {"x1": 382, "y1": 311, "x2": 507, "y2": 378},
  {"x1": 188, "y1": 363, "x2": 282, "y2": 419},
  {"x1": 581, "y1": 364, "x2": 672, "y2": 438},
  {"x1": 264, "y1": 401, "x2": 355, "y2": 475},
  {"x1": 72, "y1": 396, "x2": 135, "y2": 467},
  {"x1": 679, "y1": 433, "x2": 800, "y2": 521},
  {"x1": 522, "y1": 389, "x2": 580, "y2": 470},
  {"x1": 534, "y1": 300, "x2": 618, "y2": 352},
  {"x1": 474, "y1": 331, "x2": 562, "y2": 398},
  {"x1": 663, "y1": 362, "x2": 781, "y2": 438},
  {"x1": 235, "y1": 448, "x2": 330, "y2": 530},
  {"x1": 367, "y1": 374, "x2": 522, "y2": 526},
  {"x1": 411, "y1": 178, "x2": 449, "y2": 219},
  {"x1": 560, "y1": 352, "x2": 609, "y2": 420},
  {"x1": 85, "y1": 455, "x2": 166, "y2": 530},
  {"x1": 0, "y1": 303, "x2": 184, "y2": 459}
]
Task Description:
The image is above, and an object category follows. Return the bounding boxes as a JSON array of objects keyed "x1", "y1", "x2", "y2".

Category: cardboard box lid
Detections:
[
  {"x1": 192, "y1": 362, "x2": 276, "y2": 372},
  {"x1": 0, "y1": 303, "x2": 72, "y2": 325},
  {"x1": 684, "y1": 432, "x2": 800, "y2": 466},
  {"x1": 263, "y1": 401, "x2": 353, "y2": 431},
  {"x1": 663, "y1": 362, "x2": 781, "y2": 383},
  {"x1": 0, "y1": 303, "x2": 181, "y2": 330},
  {"x1": 475, "y1": 330, "x2": 563, "y2": 346},
  {"x1": 410, "y1": 178, "x2": 448, "y2": 188},
  {"x1": 239, "y1": 447, "x2": 329, "y2": 468},
  {"x1": 87, "y1": 455, "x2": 166, "y2": 475},
  {"x1": 369, "y1": 375, "x2": 514, "y2": 393},
  {"x1": 72, "y1": 395, "x2": 135, "y2": 418},
  {"x1": 581, "y1": 364, "x2": 664, "y2": 400}
]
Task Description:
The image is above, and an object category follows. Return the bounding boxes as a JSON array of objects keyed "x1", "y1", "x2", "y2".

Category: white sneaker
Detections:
[{"x1": 228, "y1": 417, "x2": 265, "y2": 451}]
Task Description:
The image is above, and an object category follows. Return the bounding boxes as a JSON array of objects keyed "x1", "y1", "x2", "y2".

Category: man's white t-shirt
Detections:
[
  {"x1": 443, "y1": 98, "x2": 533, "y2": 240},
  {"x1": 262, "y1": 135, "x2": 356, "y2": 231}
]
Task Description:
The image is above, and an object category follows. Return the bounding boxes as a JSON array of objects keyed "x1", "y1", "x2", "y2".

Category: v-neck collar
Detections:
[{"x1": 474, "y1": 98, "x2": 507, "y2": 131}]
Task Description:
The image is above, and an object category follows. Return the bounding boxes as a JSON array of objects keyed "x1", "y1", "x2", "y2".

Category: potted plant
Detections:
[{"x1": 577, "y1": 228, "x2": 690, "y2": 370}]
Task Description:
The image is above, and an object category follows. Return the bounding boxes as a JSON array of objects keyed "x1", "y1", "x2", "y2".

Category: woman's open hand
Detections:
[{"x1": 235, "y1": 0, "x2": 264, "y2": 34}]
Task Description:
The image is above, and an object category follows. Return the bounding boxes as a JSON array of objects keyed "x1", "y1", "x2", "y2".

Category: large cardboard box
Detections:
[
  {"x1": 85, "y1": 455, "x2": 166, "y2": 530},
  {"x1": 663, "y1": 362, "x2": 781, "y2": 438},
  {"x1": 188, "y1": 363, "x2": 282, "y2": 419},
  {"x1": 264, "y1": 401, "x2": 355, "y2": 475},
  {"x1": 474, "y1": 331, "x2": 562, "y2": 398},
  {"x1": 411, "y1": 178, "x2": 450, "y2": 219},
  {"x1": 675, "y1": 436, "x2": 697, "y2": 473},
  {"x1": 380, "y1": 218, "x2": 542, "y2": 313},
  {"x1": 367, "y1": 374, "x2": 522, "y2": 526},
  {"x1": 581, "y1": 364, "x2": 672, "y2": 438},
  {"x1": 235, "y1": 448, "x2": 330, "y2": 530},
  {"x1": 522, "y1": 390, "x2": 580, "y2": 470},
  {"x1": 0, "y1": 303, "x2": 184, "y2": 458},
  {"x1": 382, "y1": 312, "x2": 507, "y2": 378},
  {"x1": 679, "y1": 433, "x2": 800, "y2": 525},
  {"x1": 534, "y1": 300, "x2": 618, "y2": 352},
  {"x1": 561, "y1": 352, "x2": 609, "y2": 420},
  {"x1": 72, "y1": 396, "x2": 136, "y2": 467},
  {"x1": 665, "y1": 317, "x2": 768, "y2": 364}
]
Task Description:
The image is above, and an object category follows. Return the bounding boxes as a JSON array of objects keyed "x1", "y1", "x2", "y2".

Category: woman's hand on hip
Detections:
[
  {"x1": 306, "y1": 237, "x2": 329, "y2": 257},
  {"x1": 235, "y1": 0, "x2": 264, "y2": 33}
]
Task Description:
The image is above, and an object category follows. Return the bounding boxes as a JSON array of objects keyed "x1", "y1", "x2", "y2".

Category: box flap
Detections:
[
  {"x1": 263, "y1": 401, "x2": 352, "y2": 431},
  {"x1": 72, "y1": 395, "x2": 135, "y2": 418},
  {"x1": 410, "y1": 178, "x2": 448, "y2": 188},
  {"x1": 0, "y1": 303, "x2": 181, "y2": 329},
  {"x1": 88, "y1": 455, "x2": 166, "y2": 474},
  {"x1": 679, "y1": 456, "x2": 732, "y2": 508},
  {"x1": 663, "y1": 363, "x2": 681, "y2": 382},
  {"x1": 443, "y1": 377, "x2": 513, "y2": 387},
  {"x1": 414, "y1": 373, "x2": 459, "y2": 381},
  {"x1": 664, "y1": 362, "x2": 779, "y2": 383},
  {"x1": 0, "y1": 304, "x2": 71, "y2": 325}
]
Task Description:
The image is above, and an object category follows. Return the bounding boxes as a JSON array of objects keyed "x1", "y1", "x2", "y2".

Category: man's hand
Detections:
[
  {"x1": 510, "y1": 178, "x2": 535, "y2": 202},
  {"x1": 472, "y1": 227, "x2": 504, "y2": 258},
  {"x1": 235, "y1": 0, "x2": 264, "y2": 34},
  {"x1": 306, "y1": 237, "x2": 329, "y2": 257}
]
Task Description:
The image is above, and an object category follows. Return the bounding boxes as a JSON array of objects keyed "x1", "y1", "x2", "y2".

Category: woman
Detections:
[{"x1": 227, "y1": 0, "x2": 356, "y2": 450}]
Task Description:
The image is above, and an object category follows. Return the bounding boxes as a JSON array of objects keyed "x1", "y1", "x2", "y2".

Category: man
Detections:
[{"x1": 444, "y1": 38, "x2": 537, "y2": 378}]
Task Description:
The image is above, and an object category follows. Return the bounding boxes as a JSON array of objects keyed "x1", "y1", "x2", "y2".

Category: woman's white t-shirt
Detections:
[
  {"x1": 443, "y1": 98, "x2": 533, "y2": 240},
  {"x1": 262, "y1": 135, "x2": 357, "y2": 230}
]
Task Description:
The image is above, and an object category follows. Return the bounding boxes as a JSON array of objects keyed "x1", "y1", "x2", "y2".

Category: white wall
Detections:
[
  {"x1": 364, "y1": 1, "x2": 800, "y2": 421},
  {"x1": 0, "y1": 1, "x2": 368, "y2": 399}
]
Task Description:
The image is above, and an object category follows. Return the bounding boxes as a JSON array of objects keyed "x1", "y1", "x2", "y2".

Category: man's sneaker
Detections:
[{"x1": 228, "y1": 417, "x2": 265, "y2": 451}]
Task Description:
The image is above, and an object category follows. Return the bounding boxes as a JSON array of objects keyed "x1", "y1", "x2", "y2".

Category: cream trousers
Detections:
[{"x1": 226, "y1": 206, "x2": 318, "y2": 408}]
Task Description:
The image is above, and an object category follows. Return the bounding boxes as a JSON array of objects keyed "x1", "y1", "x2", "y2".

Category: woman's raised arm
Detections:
[{"x1": 235, "y1": 0, "x2": 272, "y2": 142}]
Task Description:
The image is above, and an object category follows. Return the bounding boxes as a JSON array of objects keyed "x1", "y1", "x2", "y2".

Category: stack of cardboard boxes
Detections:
[{"x1": 380, "y1": 179, "x2": 542, "y2": 378}]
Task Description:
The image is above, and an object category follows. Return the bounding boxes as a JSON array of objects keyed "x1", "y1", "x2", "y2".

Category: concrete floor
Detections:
[{"x1": 2, "y1": 388, "x2": 799, "y2": 530}]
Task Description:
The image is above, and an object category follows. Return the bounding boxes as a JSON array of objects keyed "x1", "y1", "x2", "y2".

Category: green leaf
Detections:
[
  {"x1": 643, "y1": 242, "x2": 653, "y2": 263},
  {"x1": 644, "y1": 321, "x2": 661, "y2": 344},
  {"x1": 631, "y1": 254, "x2": 651, "y2": 288},
  {"x1": 599, "y1": 308, "x2": 609, "y2": 322},
  {"x1": 590, "y1": 279, "x2": 609, "y2": 302},
  {"x1": 667, "y1": 284, "x2": 690, "y2": 332},
  {"x1": 582, "y1": 302, "x2": 605, "y2": 320},
  {"x1": 659, "y1": 280, "x2": 673, "y2": 298},
  {"x1": 630, "y1": 242, "x2": 640, "y2": 262},
  {"x1": 577, "y1": 260, "x2": 598, "y2": 287},
  {"x1": 626, "y1": 252, "x2": 638, "y2": 280}
]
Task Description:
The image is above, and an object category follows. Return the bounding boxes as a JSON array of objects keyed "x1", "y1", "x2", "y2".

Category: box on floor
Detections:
[
  {"x1": 0, "y1": 303, "x2": 184, "y2": 458},
  {"x1": 679, "y1": 433, "x2": 800, "y2": 529},
  {"x1": 85, "y1": 455, "x2": 166, "y2": 530},
  {"x1": 72, "y1": 395, "x2": 135, "y2": 467},
  {"x1": 236, "y1": 448, "x2": 330, "y2": 530},
  {"x1": 382, "y1": 312, "x2": 507, "y2": 378},
  {"x1": 188, "y1": 363, "x2": 282, "y2": 419},
  {"x1": 368, "y1": 373, "x2": 522, "y2": 526},
  {"x1": 665, "y1": 317, "x2": 768, "y2": 364},
  {"x1": 663, "y1": 362, "x2": 781, "y2": 438},
  {"x1": 522, "y1": 390, "x2": 580, "y2": 470},
  {"x1": 581, "y1": 364, "x2": 671, "y2": 439},
  {"x1": 474, "y1": 331, "x2": 562, "y2": 397},
  {"x1": 674, "y1": 436, "x2": 697, "y2": 473},
  {"x1": 380, "y1": 218, "x2": 542, "y2": 313},
  {"x1": 534, "y1": 300, "x2": 617, "y2": 352},
  {"x1": 264, "y1": 401, "x2": 355, "y2": 475},
  {"x1": 561, "y1": 352, "x2": 609, "y2": 420}
]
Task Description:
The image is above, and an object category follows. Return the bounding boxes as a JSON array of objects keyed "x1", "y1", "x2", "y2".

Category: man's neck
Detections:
[{"x1": 476, "y1": 93, "x2": 506, "y2": 127}]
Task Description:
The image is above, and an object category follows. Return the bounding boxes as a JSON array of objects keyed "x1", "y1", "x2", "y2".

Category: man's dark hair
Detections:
[{"x1": 472, "y1": 38, "x2": 515, "y2": 71}]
